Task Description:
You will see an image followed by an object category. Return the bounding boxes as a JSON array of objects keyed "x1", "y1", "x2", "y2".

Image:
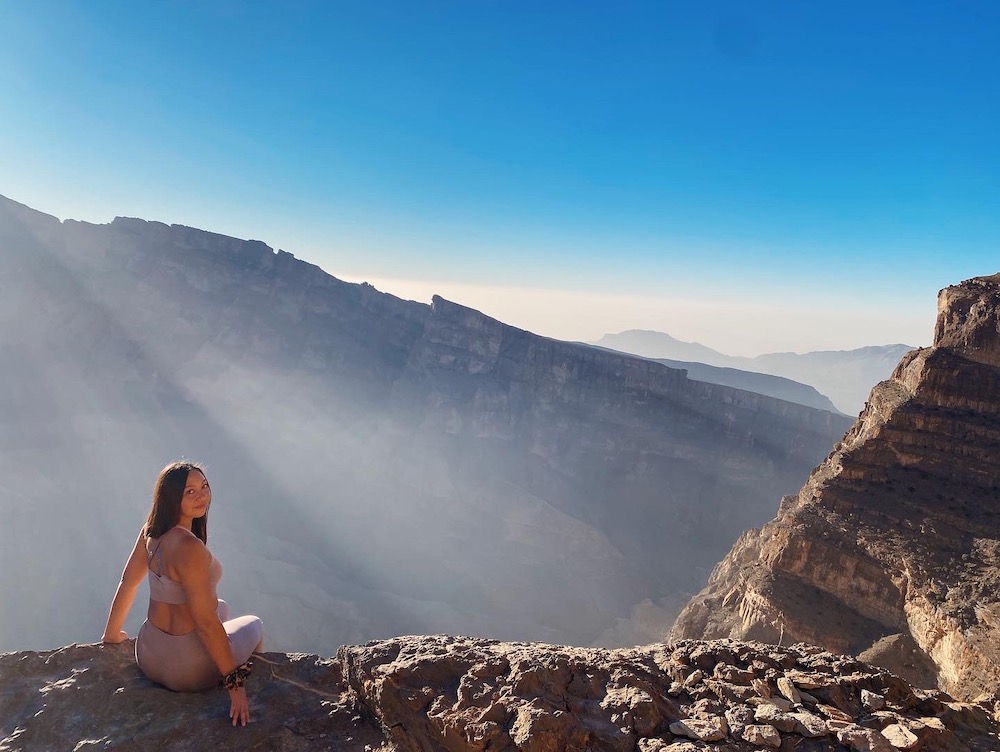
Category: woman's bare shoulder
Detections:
[{"x1": 171, "y1": 531, "x2": 211, "y2": 571}]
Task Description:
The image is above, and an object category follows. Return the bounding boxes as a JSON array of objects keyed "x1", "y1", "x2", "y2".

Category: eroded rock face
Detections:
[
  {"x1": 5, "y1": 637, "x2": 996, "y2": 752},
  {"x1": 672, "y1": 274, "x2": 1000, "y2": 700}
]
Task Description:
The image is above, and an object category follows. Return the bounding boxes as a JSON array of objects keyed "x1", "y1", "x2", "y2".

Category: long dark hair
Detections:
[{"x1": 143, "y1": 461, "x2": 209, "y2": 543}]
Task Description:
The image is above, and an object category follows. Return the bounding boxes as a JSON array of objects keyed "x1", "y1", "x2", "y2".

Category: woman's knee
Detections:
[
  {"x1": 226, "y1": 615, "x2": 264, "y2": 660},
  {"x1": 246, "y1": 616, "x2": 264, "y2": 652}
]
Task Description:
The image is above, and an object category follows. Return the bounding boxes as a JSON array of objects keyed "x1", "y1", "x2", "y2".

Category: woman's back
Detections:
[{"x1": 146, "y1": 526, "x2": 222, "y2": 636}]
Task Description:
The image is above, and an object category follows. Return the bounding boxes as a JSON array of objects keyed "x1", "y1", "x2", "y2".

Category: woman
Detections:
[{"x1": 102, "y1": 462, "x2": 264, "y2": 726}]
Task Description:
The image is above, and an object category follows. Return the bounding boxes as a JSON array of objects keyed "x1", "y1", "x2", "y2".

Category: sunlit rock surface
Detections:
[
  {"x1": 672, "y1": 274, "x2": 1000, "y2": 700},
  {"x1": 0, "y1": 194, "x2": 851, "y2": 654},
  {"x1": 4, "y1": 637, "x2": 999, "y2": 751}
]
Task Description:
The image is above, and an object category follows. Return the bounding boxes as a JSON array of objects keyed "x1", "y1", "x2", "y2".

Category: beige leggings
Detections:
[{"x1": 135, "y1": 599, "x2": 264, "y2": 692}]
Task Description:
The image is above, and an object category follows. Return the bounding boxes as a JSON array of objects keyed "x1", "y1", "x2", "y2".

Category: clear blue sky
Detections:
[{"x1": 1, "y1": 1, "x2": 997, "y2": 353}]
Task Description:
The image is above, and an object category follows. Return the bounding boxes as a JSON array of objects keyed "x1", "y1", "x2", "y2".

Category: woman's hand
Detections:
[
  {"x1": 102, "y1": 629, "x2": 129, "y2": 644},
  {"x1": 228, "y1": 686, "x2": 250, "y2": 726}
]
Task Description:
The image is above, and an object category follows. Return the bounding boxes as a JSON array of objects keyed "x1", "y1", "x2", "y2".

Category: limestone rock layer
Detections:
[
  {"x1": 672, "y1": 273, "x2": 1000, "y2": 701},
  {"x1": 3, "y1": 637, "x2": 999, "y2": 751}
]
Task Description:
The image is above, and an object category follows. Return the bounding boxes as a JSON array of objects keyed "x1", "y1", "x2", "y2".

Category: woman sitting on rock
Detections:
[{"x1": 102, "y1": 461, "x2": 264, "y2": 726}]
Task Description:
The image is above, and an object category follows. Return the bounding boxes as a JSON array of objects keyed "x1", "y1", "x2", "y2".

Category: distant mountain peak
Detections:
[{"x1": 595, "y1": 328, "x2": 916, "y2": 415}]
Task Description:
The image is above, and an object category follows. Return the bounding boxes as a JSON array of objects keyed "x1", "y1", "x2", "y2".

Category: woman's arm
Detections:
[
  {"x1": 101, "y1": 530, "x2": 147, "y2": 643},
  {"x1": 175, "y1": 537, "x2": 252, "y2": 726}
]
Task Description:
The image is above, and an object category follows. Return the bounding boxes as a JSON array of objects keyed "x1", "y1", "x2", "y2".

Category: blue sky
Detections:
[{"x1": 1, "y1": 1, "x2": 997, "y2": 354}]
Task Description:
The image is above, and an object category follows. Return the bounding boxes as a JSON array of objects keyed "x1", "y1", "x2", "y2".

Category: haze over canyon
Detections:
[
  {"x1": 0, "y1": 193, "x2": 860, "y2": 656},
  {"x1": 4, "y1": 195, "x2": 1000, "y2": 752}
]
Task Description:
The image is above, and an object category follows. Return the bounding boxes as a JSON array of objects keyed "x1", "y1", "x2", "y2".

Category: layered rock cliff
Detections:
[
  {"x1": 671, "y1": 274, "x2": 1000, "y2": 701},
  {"x1": 4, "y1": 637, "x2": 998, "y2": 751},
  {"x1": 0, "y1": 194, "x2": 851, "y2": 653}
]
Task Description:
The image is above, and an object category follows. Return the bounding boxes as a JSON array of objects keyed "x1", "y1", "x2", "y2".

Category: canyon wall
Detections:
[
  {"x1": 0, "y1": 194, "x2": 850, "y2": 654},
  {"x1": 672, "y1": 274, "x2": 1000, "y2": 701}
]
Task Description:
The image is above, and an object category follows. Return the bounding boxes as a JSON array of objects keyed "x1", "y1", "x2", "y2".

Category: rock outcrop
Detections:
[
  {"x1": 0, "y1": 642, "x2": 386, "y2": 752},
  {"x1": 671, "y1": 274, "x2": 1000, "y2": 700},
  {"x1": 0, "y1": 194, "x2": 851, "y2": 653},
  {"x1": 4, "y1": 637, "x2": 999, "y2": 751}
]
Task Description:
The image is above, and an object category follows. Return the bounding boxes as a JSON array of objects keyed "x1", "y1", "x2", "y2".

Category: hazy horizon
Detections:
[
  {"x1": 2, "y1": 2, "x2": 996, "y2": 353},
  {"x1": 0, "y1": 193, "x2": 938, "y2": 357}
]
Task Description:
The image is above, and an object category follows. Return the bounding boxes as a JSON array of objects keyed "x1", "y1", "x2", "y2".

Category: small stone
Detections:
[
  {"x1": 838, "y1": 724, "x2": 895, "y2": 752},
  {"x1": 690, "y1": 698, "x2": 724, "y2": 716},
  {"x1": 750, "y1": 696, "x2": 792, "y2": 712},
  {"x1": 684, "y1": 669, "x2": 705, "y2": 687},
  {"x1": 777, "y1": 677, "x2": 802, "y2": 705},
  {"x1": 914, "y1": 717, "x2": 945, "y2": 732},
  {"x1": 638, "y1": 739, "x2": 672, "y2": 752},
  {"x1": 741, "y1": 723, "x2": 782, "y2": 748},
  {"x1": 817, "y1": 703, "x2": 853, "y2": 723},
  {"x1": 881, "y1": 723, "x2": 919, "y2": 750},
  {"x1": 790, "y1": 711, "x2": 828, "y2": 738},
  {"x1": 669, "y1": 716, "x2": 728, "y2": 742},
  {"x1": 798, "y1": 689, "x2": 819, "y2": 706},
  {"x1": 754, "y1": 704, "x2": 798, "y2": 733},
  {"x1": 725, "y1": 704, "x2": 756, "y2": 732},
  {"x1": 785, "y1": 671, "x2": 826, "y2": 690},
  {"x1": 861, "y1": 690, "x2": 886, "y2": 711},
  {"x1": 718, "y1": 682, "x2": 757, "y2": 702},
  {"x1": 716, "y1": 664, "x2": 754, "y2": 684}
]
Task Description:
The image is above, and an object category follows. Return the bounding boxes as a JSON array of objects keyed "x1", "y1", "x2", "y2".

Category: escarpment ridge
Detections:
[
  {"x1": 672, "y1": 273, "x2": 1000, "y2": 701},
  {"x1": 3, "y1": 637, "x2": 999, "y2": 751},
  {"x1": 0, "y1": 194, "x2": 850, "y2": 653}
]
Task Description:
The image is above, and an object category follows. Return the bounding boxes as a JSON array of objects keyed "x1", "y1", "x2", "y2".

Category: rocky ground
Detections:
[{"x1": 3, "y1": 636, "x2": 999, "y2": 751}]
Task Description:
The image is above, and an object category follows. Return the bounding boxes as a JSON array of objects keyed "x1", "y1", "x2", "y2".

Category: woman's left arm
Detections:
[{"x1": 101, "y1": 530, "x2": 147, "y2": 643}]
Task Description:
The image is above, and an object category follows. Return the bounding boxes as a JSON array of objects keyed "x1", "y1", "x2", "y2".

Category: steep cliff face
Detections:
[
  {"x1": 672, "y1": 274, "x2": 1000, "y2": 701},
  {"x1": 0, "y1": 194, "x2": 850, "y2": 654},
  {"x1": 3, "y1": 638, "x2": 998, "y2": 751}
]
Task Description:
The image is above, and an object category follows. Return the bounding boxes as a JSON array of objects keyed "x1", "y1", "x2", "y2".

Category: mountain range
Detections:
[{"x1": 595, "y1": 330, "x2": 915, "y2": 416}]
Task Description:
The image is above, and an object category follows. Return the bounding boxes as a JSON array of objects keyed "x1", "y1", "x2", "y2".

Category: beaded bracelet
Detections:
[{"x1": 221, "y1": 660, "x2": 253, "y2": 690}]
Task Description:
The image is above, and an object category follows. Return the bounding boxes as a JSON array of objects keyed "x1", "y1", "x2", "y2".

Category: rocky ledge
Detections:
[{"x1": 3, "y1": 636, "x2": 999, "y2": 751}]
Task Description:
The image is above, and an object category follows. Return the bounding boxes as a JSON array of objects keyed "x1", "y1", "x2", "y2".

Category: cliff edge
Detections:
[
  {"x1": 671, "y1": 274, "x2": 1000, "y2": 701},
  {"x1": 3, "y1": 636, "x2": 999, "y2": 751}
]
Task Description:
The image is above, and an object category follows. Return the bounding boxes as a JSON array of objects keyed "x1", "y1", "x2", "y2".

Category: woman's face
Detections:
[{"x1": 180, "y1": 469, "x2": 211, "y2": 520}]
